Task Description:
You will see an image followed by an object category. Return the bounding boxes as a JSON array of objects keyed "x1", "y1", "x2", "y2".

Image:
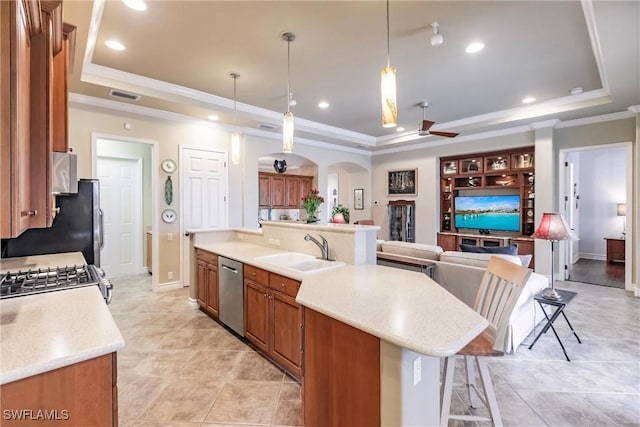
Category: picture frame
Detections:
[
  {"x1": 354, "y1": 188, "x2": 364, "y2": 210},
  {"x1": 387, "y1": 169, "x2": 417, "y2": 196}
]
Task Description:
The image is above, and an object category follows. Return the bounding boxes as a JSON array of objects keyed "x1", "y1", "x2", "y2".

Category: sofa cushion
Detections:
[
  {"x1": 439, "y1": 251, "x2": 522, "y2": 268},
  {"x1": 460, "y1": 243, "x2": 518, "y2": 255},
  {"x1": 380, "y1": 241, "x2": 443, "y2": 260}
]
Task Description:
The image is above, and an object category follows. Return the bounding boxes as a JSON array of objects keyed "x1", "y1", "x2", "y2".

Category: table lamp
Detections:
[
  {"x1": 617, "y1": 203, "x2": 626, "y2": 239},
  {"x1": 532, "y1": 213, "x2": 577, "y2": 301}
]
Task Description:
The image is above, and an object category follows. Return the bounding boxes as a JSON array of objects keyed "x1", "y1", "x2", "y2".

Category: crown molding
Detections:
[
  {"x1": 628, "y1": 105, "x2": 640, "y2": 114},
  {"x1": 529, "y1": 119, "x2": 560, "y2": 130},
  {"x1": 556, "y1": 110, "x2": 636, "y2": 128},
  {"x1": 69, "y1": 92, "x2": 372, "y2": 157},
  {"x1": 581, "y1": 0, "x2": 610, "y2": 92}
]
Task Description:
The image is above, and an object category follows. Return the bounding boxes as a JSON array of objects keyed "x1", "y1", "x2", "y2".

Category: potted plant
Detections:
[
  {"x1": 301, "y1": 189, "x2": 324, "y2": 223},
  {"x1": 331, "y1": 204, "x2": 350, "y2": 223}
]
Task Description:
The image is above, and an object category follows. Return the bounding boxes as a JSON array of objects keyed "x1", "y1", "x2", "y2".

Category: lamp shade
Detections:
[
  {"x1": 532, "y1": 212, "x2": 577, "y2": 241},
  {"x1": 231, "y1": 132, "x2": 240, "y2": 165},
  {"x1": 282, "y1": 111, "x2": 294, "y2": 153},
  {"x1": 381, "y1": 66, "x2": 397, "y2": 128},
  {"x1": 617, "y1": 203, "x2": 626, "y2": 216}
]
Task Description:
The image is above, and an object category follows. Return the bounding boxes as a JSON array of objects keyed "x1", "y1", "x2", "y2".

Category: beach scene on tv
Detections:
[{"x1": 454, "y1": 195, "x2": 520, "y2": 232}]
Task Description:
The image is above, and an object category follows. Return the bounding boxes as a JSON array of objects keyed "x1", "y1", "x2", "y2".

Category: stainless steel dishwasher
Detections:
[{"x1": 218, "y1": 256, "x2": 244, "y2": 335}]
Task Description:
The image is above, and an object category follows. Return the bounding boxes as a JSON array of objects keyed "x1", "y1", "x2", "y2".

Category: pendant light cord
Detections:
[
  {"x1": 233, "y1": 76, "x2": 237, "y2": 126},
  {"x1": 287, "y1": 38, "x2": 291, "y2": 113},
  {"x1": 386, "y1": 0, "x2": 390, "y2": 68}
]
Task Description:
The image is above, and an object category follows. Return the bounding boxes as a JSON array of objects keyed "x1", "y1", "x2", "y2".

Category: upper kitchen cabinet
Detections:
[
  {"x1": 258, "y1": 172, "x2": 313, "y2": 209},
  {"x1": 1, "y1": 0, "x2": 42, "y2": 238},
  {"x1": 1, "y1": 0, "x2": 74, "y2": 238}
]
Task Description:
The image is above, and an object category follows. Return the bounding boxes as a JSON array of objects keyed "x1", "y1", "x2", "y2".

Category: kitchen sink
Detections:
[{"x1": 255, "y1": 252, "x2": 345, "y2": 273}]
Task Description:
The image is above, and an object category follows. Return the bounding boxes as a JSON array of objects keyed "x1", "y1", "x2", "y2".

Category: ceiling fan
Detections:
[{"x1": 418, "y1": 102, "x2": 459, "y2": 138}]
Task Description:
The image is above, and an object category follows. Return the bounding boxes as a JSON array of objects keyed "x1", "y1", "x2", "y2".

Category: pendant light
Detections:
[
  {"x1": 282, "y1": 32, "x2": 295, "y2": 153},
  {"x1": 230, "y1": 72, "x2": 240, "y2": 165},
  {"x1": 381, "y1": 0, "x2": 397, "y2": 128}
]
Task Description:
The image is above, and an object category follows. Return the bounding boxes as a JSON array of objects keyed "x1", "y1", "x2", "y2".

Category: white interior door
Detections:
[
  {"x1": 98, "y1": 156, "x2": 142, "y2": 278},
  {"x1": 180, "y1": 148, "x2": 227, "y2": 289}
]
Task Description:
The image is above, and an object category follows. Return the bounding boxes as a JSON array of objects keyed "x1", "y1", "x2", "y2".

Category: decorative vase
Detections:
[
  {"x1": 332, "y1": 212, "x2": 345, "y2": 223},
  {"x1": 306, "y1": 210, "x2": 318, "y2": 223}
]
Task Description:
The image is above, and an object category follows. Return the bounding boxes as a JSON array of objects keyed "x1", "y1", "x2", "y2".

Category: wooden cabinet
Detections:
[
  {"x1": 196, "y1": 249, "x2": 219, "y2": 318},
  {"x1": 605, "y1": 238, "x2": 625, "y2": 263},
  {"x1": 0, "y1": 353, "x2": 118, "y2": 427},
  {"x1": 1, "y1": 1, "x2": 75, "y2": 238},
  {"x1": 271, "y1": 175, "x2": 286, "y2": 208},
  {"x1": 51, "y1": 22, "x2": 75, "y2": 153},
  {"x1": 512, "y1": 237, "x2": 535, "y2": 269},
  {"x1": 438, "y1": 147, "x2": 536, "y2": 259},
  {"x1": 285, "y1": 177, "x2": 299, "y2": 208},
  {"x1": 244, "y1": 264, "x2": 303, "y2": 380},
  {"x1": 437, "y1": 232, "x2": 458, "y2": 252},
  {"x1": 258, "y1": 172, "x2": 314, "y2": 209}
]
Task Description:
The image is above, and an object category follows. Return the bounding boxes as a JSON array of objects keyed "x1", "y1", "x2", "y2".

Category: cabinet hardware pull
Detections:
[
  {"x1": 21, "y1": 210, "x2": 37, "y2": 217},
  {"x1": 264, "y1": 293, "x2": 267, "y2": 298},
  {"x1": 281, "y1": 283, "x2": 286, "y2": 287}
]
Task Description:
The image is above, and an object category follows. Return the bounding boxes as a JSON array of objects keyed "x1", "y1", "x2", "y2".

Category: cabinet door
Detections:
[
  {"x1": 437, "y1": 233, "x2": 457, "y2": 252},
  {"x1": 258, "y1": 174, "x2": 270, "y2": 207},
  {"x1": 206, "y1": 264, "x2": 219, "y2": 317},
  {"x1": 51, "y1": 24, "x2": 75, "y2": 152},
  {"x1": 244, "y1": 280, "x2": 269, "y2": 352},
  {"x1": 196, "y1": 259, "x2": 207, "y2": 307},
  {"x1": 299, "y1": 178, "x2": 312, "y2": 208},
  {"x1": 271, "y1": 176, "x2": 286, "y2": 208},
  {"x1": 270, "y1": 290, "x2": 302, "y2": 379},
  {"x1": 285, "y1": 177, "x2": 300, "y2": 208}
]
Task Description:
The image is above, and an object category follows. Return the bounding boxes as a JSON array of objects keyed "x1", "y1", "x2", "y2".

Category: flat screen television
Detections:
[{"x1": 454, "y1": 195, "x2": 520, "y2": 232}]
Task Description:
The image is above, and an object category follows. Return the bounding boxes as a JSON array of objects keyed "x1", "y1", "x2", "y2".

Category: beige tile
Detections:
[
  {"x1": 204, "y1": 380, "x2": 282, "y2": 424},
  {"x1": 118, "y1": 376, "x2": 167, "y2": 420},
  {"x1": 141, "y1": 377, "x2": 224, "y2": 422},
  {"x1": 133, "y1": 349, "x2": 195, "y2": 377},
  {"x1": 202, "y1": 424, "x2": 268, "y2": 427},
  {"x1": 180, "y1": 350, "x2": 245, "y2": 380},
  {"x1": 278, "y1": 382, "x2": 301, "y2": 401},
  {"x1": 121, "y1": 420, "x2": 201, "y2": 427},
  {"x1": 272, "y1": 398, "x2": 303, "y2": 426},
  {"x1": 233, "y1": 351, "x2": 285, "y2": 381}
]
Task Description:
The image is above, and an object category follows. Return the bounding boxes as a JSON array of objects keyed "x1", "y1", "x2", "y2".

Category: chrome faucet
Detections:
[{"x1": 304, "y1": 233, "x2": 330, "y2": 260}]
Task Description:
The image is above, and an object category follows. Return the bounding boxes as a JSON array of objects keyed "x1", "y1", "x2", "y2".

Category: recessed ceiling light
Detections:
[
  {"x1": 105, "y1": 40, "x2": 126, "y2": 51},
  {"x1": 522, "y1": 96, "x2": 536, "y2": 104},
  {"x1": 570, "y1": 87, "x2": 584, "y2": 95},
  {"x1": 122, "y1": 0, "x2": 147, "y2": 11},
  {"x1": 318, "y1": 101, "x2": 329, "y2": 109},
  {"x1": 207, "y1": 115, "x2": 219, "y2": 121},
  {"x1": 396, "y1": 127, "x2": 405, "y2": 132},
  {"x1": 465, "y1": 42, "x2": 484, "y2": 53}
]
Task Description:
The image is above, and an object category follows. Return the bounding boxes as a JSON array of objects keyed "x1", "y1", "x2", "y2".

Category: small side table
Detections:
[
  {"x1": 528, "y1": 289, "x2": 581, "y2": 361},
  {"x1": 605, "y1": 237, "x2": 625, "y2": 263}
]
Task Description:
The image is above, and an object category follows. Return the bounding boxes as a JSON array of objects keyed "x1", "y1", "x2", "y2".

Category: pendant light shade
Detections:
[
  {"x1": 282, "y1": 32, "x2": 295, "y2": 153},
  {"x1": 381, "y1": 66, "x2": 397, "y2": 128},
  {"x1": 229, "y1": 72, "x2": 241, "y2": 165},
  {"x1": 381, "y1": 0, "x2": 397, "y2": 128}
]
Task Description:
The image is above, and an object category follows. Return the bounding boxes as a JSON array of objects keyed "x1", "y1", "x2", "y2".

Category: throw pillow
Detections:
[{"x1": 459, "y1": 243, "x2": 518, "y2": 256}]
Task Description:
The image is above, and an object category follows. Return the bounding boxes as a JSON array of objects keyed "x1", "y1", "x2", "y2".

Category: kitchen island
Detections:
[
  {"x1": 0, "y1": 252, "x2": 124, "y2": 426},
  {"x1": 192, "y1": 232, "x2": 488, "y2": 426}
]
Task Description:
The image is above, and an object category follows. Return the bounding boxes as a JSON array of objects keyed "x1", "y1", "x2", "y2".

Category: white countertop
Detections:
[
  {"x1": 195, "y1": 241, "x2": 488, "y2": 357},
  {"x1": 0, "y1": 252, "x2": 87, "y2": 274},
  {"x1": 0, "y1": 286, "x2": 125, "y2": 385}
]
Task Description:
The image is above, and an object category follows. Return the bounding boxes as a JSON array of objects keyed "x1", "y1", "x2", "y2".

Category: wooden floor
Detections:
[{"x1": 568, "y1": 258, "x2": 625, "y2": 289}]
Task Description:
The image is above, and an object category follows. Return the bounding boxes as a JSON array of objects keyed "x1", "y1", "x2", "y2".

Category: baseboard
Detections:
[
  {"x1": 157, "y1": 280, "x2": 181, "y2": 292},
  {"x1": 634, "y1": 286, "x2": 640, "y2": 298},
  {"x1": 578, "y1": 253, "x2": 606, "y2": 262},
  {"x1": 188, "y1": 297, "x2": 199, "y2": 309}
]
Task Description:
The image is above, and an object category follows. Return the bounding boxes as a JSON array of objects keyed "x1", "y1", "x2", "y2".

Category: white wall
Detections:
[{"x1": 576, "y1": 147, "x2": 627, "y2": 259}]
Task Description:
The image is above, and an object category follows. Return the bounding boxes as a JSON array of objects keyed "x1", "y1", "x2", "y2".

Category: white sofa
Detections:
[{"x1": 377, "y1": 240, "x2": 547, "y2": 353}]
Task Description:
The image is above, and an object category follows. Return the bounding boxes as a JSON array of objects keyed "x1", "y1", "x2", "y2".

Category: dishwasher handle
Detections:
[{"x1": 221, "y1": 264, "x2": 238, "y2": 274}]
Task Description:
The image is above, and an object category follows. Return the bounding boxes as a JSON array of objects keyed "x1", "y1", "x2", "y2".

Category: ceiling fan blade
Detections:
[
  {"x1": 429, "y1": 131, "x2": 459, "y2": 138},
  {"x1": 421, "y1": 120, "x2": 435, "y2": 132}
]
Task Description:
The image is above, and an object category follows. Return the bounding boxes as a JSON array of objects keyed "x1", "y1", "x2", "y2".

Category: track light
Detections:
[{"x1": 430, "y1": 22, "x2": 443, "y2": 46}]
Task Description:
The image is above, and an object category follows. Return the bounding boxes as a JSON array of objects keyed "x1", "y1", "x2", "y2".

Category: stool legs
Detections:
[{"x1": 477, "y1": 357, "x2": 503, "y2": 427}]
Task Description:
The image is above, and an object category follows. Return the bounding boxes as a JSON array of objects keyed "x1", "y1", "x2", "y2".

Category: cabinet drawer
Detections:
[
  {"x1": 195, "y1": 249, "x2": 218, "y2": 265},
  {"x1": 245, "y1": 264, "x2": 269, "y2": 286},
  {"x1": 269, "y1": 273, "x2": 301, "y2": 298}
]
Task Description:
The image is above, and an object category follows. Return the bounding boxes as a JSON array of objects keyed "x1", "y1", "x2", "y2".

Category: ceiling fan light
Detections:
[
  {"x1": 282, "y1": 111, "x2": 294, "y2": 153},
  {"x1": 381, "y1": 66, "x2": 397, "y2": 128},
  {"x1": 431, "y1": 33, "x2": 444, "y2": 46}
]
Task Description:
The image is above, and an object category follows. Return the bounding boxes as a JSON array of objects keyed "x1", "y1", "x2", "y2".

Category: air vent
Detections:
[
  {"x1": 258, "y1": 123, "x2": 277, "y2": 130},
  {"x1": 109, "y1": 89, "x2": 141, "y2": 101}
]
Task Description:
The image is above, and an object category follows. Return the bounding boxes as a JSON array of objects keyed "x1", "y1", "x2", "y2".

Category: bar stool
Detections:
[{"x1": 440, "y1": 256, "x2": 532, "y2": 427}]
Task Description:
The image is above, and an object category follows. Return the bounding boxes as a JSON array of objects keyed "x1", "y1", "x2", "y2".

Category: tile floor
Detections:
[
  {"x1": 568, "y1": 258, "x2": 625, "y2": 289},
  {"x1": 109, "y1": 274, "x2": 640, "y2": 427}
]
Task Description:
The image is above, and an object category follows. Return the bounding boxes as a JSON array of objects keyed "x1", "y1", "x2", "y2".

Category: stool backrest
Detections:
[{"x1": 474, "y1": 256, "x2": 532, "y2": 352}]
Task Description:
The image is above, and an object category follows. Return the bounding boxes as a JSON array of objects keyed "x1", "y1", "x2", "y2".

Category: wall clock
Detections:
[
  {"x1": 162, "y1": 208, "x2": 177, "y2": 223},
  {"x1": 161, "y1": 159, "x2": 177, "y2": 174}
]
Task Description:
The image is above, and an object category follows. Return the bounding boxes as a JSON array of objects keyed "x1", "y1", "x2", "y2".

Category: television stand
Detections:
[{"x1": 439, "y1": 232, "x2": 511, "y2": 251}]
